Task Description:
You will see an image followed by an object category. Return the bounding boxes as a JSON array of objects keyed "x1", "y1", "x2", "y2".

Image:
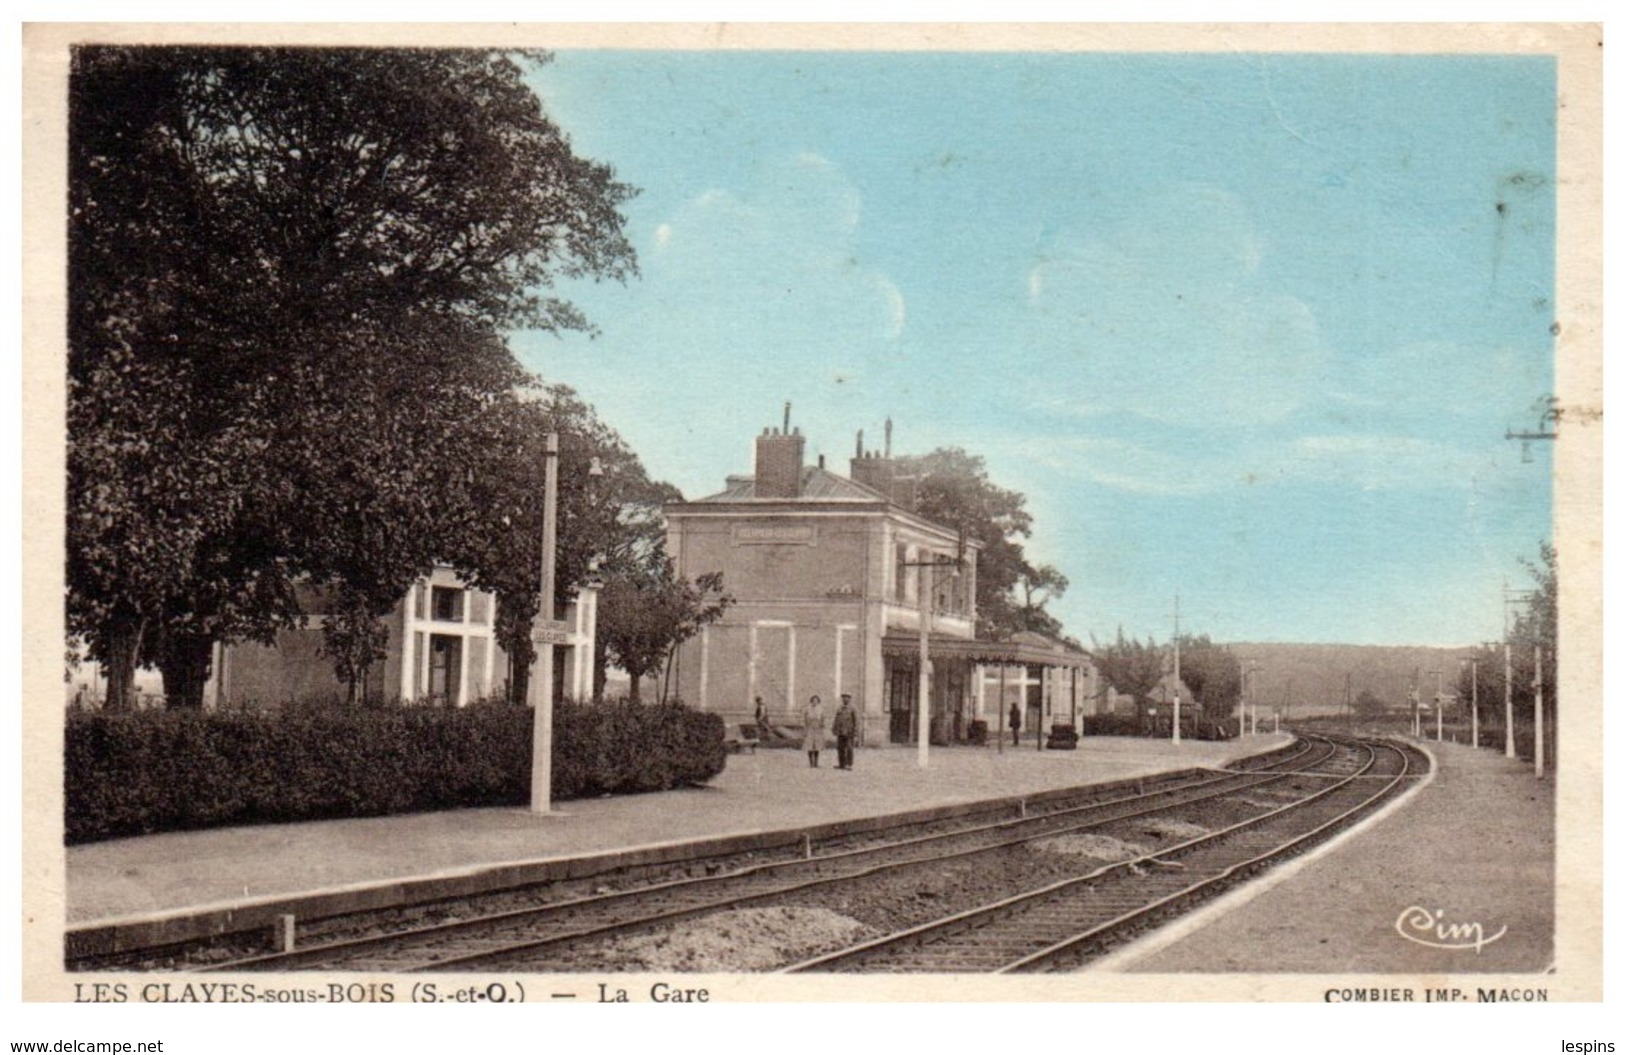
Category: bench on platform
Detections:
[{"x1": 724, "y1": 723, "x2": 762, "y2": 754}]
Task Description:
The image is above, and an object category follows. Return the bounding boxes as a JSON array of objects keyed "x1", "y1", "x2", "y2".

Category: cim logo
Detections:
[{"x1": 1394, "y1": 905, "x2": 1508, "y2": 953}]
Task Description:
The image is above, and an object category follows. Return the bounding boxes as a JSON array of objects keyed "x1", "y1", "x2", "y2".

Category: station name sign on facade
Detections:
[{"x1": 731, "y1": 525, "x2": 818, "y2": 547}]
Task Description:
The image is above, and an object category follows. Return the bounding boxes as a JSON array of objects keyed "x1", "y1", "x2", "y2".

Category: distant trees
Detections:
[
  {"x1": 1177, "y1": 635, "x2": 1242, "y2": 722},
  {"x1": 1351, "y1": 689, "x2": 1387, "y2": 720},
  {"x1": 1455, "y1": 541, "x2": 1557, "y2": 728},
  {"x1": 1090, "y1": 630, "x2": 1165, "y2": 717},
  {"x1": 893, "y1": 447, "x2": 1069, "y2": 640},
  {"x1": 67, "y1": 46, "x2": 637, "y2": 708}
]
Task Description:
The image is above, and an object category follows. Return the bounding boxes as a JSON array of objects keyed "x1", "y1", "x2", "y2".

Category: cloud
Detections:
[
  {"x1": 986, "y1": 428, "x2": 1488, "y2": 499},
  {"x1": 633, "y1": 153, "x2": 907, "y2": 371},
  {"x1": 1023, "y1": 184, "x2": 1327, "y2": 428}
]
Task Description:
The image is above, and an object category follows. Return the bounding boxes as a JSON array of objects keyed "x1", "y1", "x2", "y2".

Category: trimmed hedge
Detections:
[
  {"x1": 65, "y1": 700, "x2": 727, "y2": 844},
  {"x1": 1080, "y1": 713, "x2": 1239, "y2": 741}
]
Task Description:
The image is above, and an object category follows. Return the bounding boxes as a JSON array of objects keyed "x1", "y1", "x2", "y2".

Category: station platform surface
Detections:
[
  {"x1": 67, "y1": 732, "x2": 1289, "y2": 926},
  {"x1": 1113, "y1": 738, "x2": 1556, "y2": 974}
]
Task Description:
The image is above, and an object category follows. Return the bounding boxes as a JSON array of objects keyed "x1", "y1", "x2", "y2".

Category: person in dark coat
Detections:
[
  {"x1": 1008, "y1": 701, "x2": 1022, "y2": 746},
  {"x1": 833, "y1": 694, "x2": 859, "y2": 769},
  {"x1": 802, "y1": 695, "x2": 826, "y2": 768}
]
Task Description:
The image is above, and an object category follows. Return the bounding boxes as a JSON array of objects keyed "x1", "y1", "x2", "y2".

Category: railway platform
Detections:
[
  {"x1": 65, "y1": 732, "x2": 1289, "y2": 939},
  {"x1": 1109, "y1": 738, "x2": 1555, "y2": 974}
]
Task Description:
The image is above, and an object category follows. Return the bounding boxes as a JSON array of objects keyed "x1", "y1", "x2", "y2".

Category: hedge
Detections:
[
  {"x1": 1080, "y1": 713, "x2": 1240, "y2": 741},
  {"x1": 64, "y1": 699, "x2": 727, "y2": 844}
]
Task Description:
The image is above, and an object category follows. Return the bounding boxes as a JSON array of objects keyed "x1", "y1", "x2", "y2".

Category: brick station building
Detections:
[{"x1": 664, "y1": 422, "x2": 1098, "y2": 746}]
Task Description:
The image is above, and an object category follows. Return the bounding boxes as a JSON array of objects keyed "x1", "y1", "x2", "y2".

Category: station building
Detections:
[
  {"x1": 664, "y1": 423, "x2": 1099, "y2": 745},
  {"x1": 200, "y1": 568, "x2": 597, "y2": 709}
]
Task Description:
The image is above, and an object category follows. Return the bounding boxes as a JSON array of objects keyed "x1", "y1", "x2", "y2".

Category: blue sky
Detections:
[{"x1": 512, "y1": 51, "x2": 1556, "y2": 648}]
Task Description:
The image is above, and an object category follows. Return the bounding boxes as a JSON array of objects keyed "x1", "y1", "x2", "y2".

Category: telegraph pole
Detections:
[
  {"x1": 530, "y1": 432, "x2": 561, "y2": 814},
  {"x1": 1534, "y1": 645, "x2": 1545, "y2": 779},
  {"x1": 917, "y1": 562, "x2": 932, "y2": 770},
  {"x1": 1427, "y1": 669, "x2": 1444, "y2": 741},
  {"x1": 1171, "y1": 594, "x2": 1182, "y2": 746}
]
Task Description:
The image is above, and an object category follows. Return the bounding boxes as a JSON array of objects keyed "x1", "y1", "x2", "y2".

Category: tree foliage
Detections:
[
  {"x1": 453, "y1": 387, "x2": 679, "y2": 704},
  {"x1": 1455, "y1": 541, "x2": 1557, "y2": 725},
  {"x1": 1177, "y1": 634, "x2": 1242, "y2": 721},
  {"x1": 596, "y1": 566, "x2": 734, "y2": 704},
  {"x1": 1090, "y1": 629, "x2": 1165, "y2": 717},
  {"x1": 893, "y1": 447, "x2": 1067, "y2": 639},
  {"x1": 68, "y1": 46, "x2": 637, "y2": 708},
  {"x1": 1351, "y1": 689, "x2": 1387, "y2": 720}
]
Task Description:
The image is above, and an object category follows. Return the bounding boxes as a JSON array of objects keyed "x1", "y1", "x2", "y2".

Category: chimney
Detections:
[
  {"x1": 850, "y1": 448, "x2": 893, "y2": 496},
  {"x1": 755, "y1": 426, "x2": 805, "y2": 498},
  {"x1": 849, "y1": 423, "x2": 917, "y2": 512}
]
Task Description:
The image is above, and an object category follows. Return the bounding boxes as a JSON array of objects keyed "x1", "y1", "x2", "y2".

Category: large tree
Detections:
[
  {"x1": 454, "y1": 387, "x2": 679, "y2": 705},
  {"x1": 893, "y1": 447, "x2": 1067, "y2": 640},
  {"x1": 68, "y1": 46, "x2": 636, "y2": 708}
]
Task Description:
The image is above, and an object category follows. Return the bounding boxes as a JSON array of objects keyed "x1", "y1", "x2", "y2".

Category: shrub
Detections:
[
  {"x1": 1080, "y1": 713, "x2": 1144, "y2": 738},
  {"x1": 65, "y1": 698, "x2": 727, "y2": 843}
]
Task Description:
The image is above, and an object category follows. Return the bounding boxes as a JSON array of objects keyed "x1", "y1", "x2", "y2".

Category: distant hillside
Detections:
[{"x1": 1222, "y1": 642, "x2": 1475, "y2": 717}]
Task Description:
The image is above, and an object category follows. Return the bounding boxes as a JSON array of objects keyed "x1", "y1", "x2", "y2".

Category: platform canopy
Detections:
[{"x1": 880, "y1": 631, "x2": 1091, "y2": 669}]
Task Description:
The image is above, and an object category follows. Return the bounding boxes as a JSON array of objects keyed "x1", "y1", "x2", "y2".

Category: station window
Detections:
[{"x1": 431, "y1": 586, "x2": 465, "y2": 623}]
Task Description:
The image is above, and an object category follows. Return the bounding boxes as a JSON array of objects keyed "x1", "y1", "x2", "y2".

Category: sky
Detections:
[{"x1": 511, "y1": 51, "x2": 1557, "y2": 649}]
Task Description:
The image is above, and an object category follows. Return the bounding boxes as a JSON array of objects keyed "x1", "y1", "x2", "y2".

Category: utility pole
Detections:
[
  {"x1": 1534, "y1": 645, "x2": 1545, "y2": 779},
  {"x1": 1171, "y1": 594, "x2": 1182, "y2": 746},
  {"x1": 900, "y1": 547, "x2": 964, "y2": 770},
  {"x1": 530, "y1": 432, "x2": 560, "y2": 814},
  {"x1": 1503, "y1": 639, "x2": 1514, "y2": 759},
  {"x1": 917, "y1": 562, "x2": 932, "y2": 770},
  {"x1": 1471, "y1": 657, "x2": 1479, "y2": 749},
  {"x1": 1411, "y1": 667, "x2": 1421, "y2": 738},
  {"x1": 1246, "y1": 664, "x2": 1262, "y2": 736},
  {"x1": 1463, "y1": 657, "x2": 1479, "y2": 749},
  {"x1": 1427, "y1": 670, "x2": 1444, "y2": 741}
]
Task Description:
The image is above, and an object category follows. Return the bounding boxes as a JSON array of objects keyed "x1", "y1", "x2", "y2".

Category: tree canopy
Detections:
[
  {"x1": 596, "y1": 565, "x2": 734, "y2": 704},
  {"x1": 1455, "y1": 541, "x2": 1557, "y2": 727},
  {"x1": 1090, "y1": 629, "x2": 1165, "y2": 717},
  {"x1": 892, "y1": 447, "x2": 1068, "y2": 640},
  {"x1": 68, "y1": 46, "x2": 637, "y2": 708},
  {"x1": 453, "y1": 386, "x2": 679, "y2": 704},
  {"x1": 1177, "y1": 634, "x2": 1242, "y2": 721}
]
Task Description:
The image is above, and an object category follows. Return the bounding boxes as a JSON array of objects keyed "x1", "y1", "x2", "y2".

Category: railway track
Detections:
[
  {"x1": 161, "y1": 734, "x2": 1385, "y2": 973},
  {"x1": 784, "y1": 733, "x2": 1424, "y2": 973}
]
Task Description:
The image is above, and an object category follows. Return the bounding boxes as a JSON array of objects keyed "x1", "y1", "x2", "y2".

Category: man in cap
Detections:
[{"x1": 833, "y1": 694, "x2": 859, "y2": 770}]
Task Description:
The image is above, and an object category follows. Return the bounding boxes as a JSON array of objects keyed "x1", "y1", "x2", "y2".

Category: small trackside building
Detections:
[{"x1": 664, "y1": 422, "x2": 1097, "y2": 746}]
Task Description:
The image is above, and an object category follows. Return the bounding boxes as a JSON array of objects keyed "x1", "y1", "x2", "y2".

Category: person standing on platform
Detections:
[
  {"x1": 754, "y1": 696, "x2": 770, "y2": 739},
  {"x1": 1008, "y1": 701, "x2": 1022, "y2": 746},
  {"x1": 833, "y1": 694, "x2": 858, "y2": 770},
  {"x1": 803, "y1": 695, "x2": 827, "y2": 768}
]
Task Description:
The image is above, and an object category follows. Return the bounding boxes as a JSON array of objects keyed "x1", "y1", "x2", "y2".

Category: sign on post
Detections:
[{"x1": 533, "y1": 620, "x2": 571, "y2": 646}]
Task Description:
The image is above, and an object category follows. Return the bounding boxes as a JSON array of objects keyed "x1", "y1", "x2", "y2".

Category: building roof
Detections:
[
  {"x1": 881, "y1": 632, "x2": 1092, "y2": 669},
  {"x1": 689, "y1": 465, "x2": 891, "y2": 504}
]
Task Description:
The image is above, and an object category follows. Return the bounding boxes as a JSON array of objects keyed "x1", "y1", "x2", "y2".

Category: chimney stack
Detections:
[
  {"x1": 850, "y1": 419, "x2": 917, "y2": 511},
  {"x1": 755, "y1": 424, "x2": 805, "y2": 498}
]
